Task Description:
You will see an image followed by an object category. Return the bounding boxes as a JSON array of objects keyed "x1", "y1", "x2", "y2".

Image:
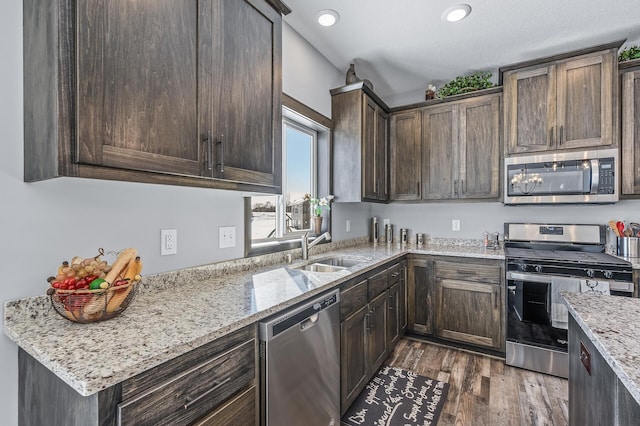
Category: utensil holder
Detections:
[{"x1": 617, "y1": 237, "x2": 640, "y2": 257}]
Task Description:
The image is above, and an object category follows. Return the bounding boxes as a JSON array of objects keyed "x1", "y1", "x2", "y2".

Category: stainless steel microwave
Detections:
[{"x1": 504, "y1": 148, "x2": 618, "y2": 204}]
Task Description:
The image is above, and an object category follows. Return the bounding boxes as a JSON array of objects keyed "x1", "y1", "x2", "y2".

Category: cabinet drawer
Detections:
[
  {"x1": 368, "y1": 270, "x2": 388, "y2": 299},
  {"x1": 388, "y1": 264, "x2": 401, "y2": 285},
  {"x1": 435, "y1": 260, "x2": 501, "y2": 284},
  {"x1": 192, "y1": 385, "x2": 257, "y2": 426},
  {"x1": 341, "y1": 279, "x2": 368, "y2": 319},
  {"x1": 118, "y1": 338, "x2": 255, "y2": 426}
]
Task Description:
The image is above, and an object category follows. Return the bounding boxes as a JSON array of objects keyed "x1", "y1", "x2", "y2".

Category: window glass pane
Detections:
[
  {"x1": 251, "y1": 195, "x2": 277, "y2": 240},
  {"x1": 285, "y1": 124, "x2": 313, "y2": 234}
]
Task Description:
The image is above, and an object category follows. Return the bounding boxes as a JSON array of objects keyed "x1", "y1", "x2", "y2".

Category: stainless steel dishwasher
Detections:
[{"x1": 259, "y1": 289, "x2": 340, "y2": 426}]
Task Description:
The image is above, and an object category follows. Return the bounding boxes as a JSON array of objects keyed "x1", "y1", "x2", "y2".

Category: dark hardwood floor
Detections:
[{"x1": 385, "y1": 338, "x2": 569, "y2": 426}]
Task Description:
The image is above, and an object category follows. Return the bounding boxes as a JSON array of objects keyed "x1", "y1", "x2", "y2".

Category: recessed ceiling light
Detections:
[
  {"x1": 316, "y1": 9, "x2": 340, "y2": 27},
  {"x1": 442, "y1": 4, "x2": 471, "y2": 22}
]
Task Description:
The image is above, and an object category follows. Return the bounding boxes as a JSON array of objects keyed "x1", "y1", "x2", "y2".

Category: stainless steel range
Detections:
[{"x1": 504, "y1": 223, "x2": 634, "y2": 378}]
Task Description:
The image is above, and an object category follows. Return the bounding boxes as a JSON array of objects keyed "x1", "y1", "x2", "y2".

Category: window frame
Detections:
[{"x1": 244, "y1": 94, "x2": 332, "y2": 257}]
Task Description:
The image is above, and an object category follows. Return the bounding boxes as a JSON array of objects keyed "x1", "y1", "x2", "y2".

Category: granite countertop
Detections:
[
  {"x1": 4, "y1": 239, "x2": 502, "y2": 396},
  {"x1": 563, "y1": 293, "x2": 640, "y2": 405}
]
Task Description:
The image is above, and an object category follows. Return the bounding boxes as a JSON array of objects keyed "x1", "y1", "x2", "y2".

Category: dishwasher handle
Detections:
[{"x1": 259, "y1": 290, "x2": 340, "y2": 341}]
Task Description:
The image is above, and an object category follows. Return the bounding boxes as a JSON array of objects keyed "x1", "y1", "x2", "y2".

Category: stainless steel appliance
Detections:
[
  {"x1": 504, "y1": 148, "x2": 618, "y2": 204},
  {"x1": 504, "y1": 223, "x2": 633, "y2": 378},
  {"x1": 259, "y1": 290, "x2": 340, "y2": 426}
]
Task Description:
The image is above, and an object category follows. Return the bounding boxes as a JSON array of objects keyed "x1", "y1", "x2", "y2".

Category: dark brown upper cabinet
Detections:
[
  {"x1": 502, "y1": 45, "x2": 619, "y2": 155},
  {"x1": 390, "y1": 109, "x2": 422, "y2": 201},
  {"x1": 620, "y1": 60, "x2": 640, "y2": 196},
  {"x1": 331, "y1": 83, "x2": 389, "y2": 202},
  {"x1": 422, "y1": 93, "x2": 501, "y2": 200},
  {"x1": 24, "y1": 0, "x2": 286, "y2": 193}
]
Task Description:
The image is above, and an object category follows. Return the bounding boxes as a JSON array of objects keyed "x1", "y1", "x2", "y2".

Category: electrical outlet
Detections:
[
  {"x1": 383, "y1": 218, "x2": 390, "y2": 226},
  {"x1": 161, "y1": 229, "x2": 177, "y2": 255},
  {"x1": 219, "y1": 226, "x2": 236, "y2": 248},
  {"x1": 346, "y1": 220, "x2": 351, "y2": 232},
  {"x1": 452, "y1": 219, "x2": 461, "y2": 232}
]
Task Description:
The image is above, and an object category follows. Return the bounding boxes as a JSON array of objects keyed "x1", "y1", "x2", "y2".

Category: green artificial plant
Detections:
[
  {"x1": 437, "y1": 71, "x2": 495, "y2": 98},
  {"x1": 619, "y1": 45, "x2": 640, "y2": 62}
]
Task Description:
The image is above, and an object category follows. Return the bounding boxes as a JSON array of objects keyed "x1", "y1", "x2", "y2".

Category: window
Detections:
[
  {"x1": 250, "y1": 119, "x2": 316, "y2": 242},
  {"x1": 245, "y1": 96, "x2": 332, "y2": 256}
]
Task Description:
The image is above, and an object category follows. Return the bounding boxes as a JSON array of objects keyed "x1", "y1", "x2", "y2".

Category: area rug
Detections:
[{"x1": 341, "y1": 366, "x2": 449, "y2": 426}]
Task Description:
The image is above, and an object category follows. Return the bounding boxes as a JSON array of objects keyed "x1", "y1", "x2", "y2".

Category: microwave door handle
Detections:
[{"x1": 591, "y1": 159, "x2": 600, "y2": 194}]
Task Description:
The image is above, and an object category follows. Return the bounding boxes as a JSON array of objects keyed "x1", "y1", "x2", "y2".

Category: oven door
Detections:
[{"x1": 506, "y1": 271, "x2": 576, "y2": 351}]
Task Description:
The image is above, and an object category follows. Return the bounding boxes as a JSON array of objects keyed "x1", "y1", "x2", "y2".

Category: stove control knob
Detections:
[
  {"x1": 603, "y1": 270, "x2": 613, "y2": 279},
  {"x1": 586, "y1": 269, "x2": 595, "y2": 278},
  {"x1": 519, "y1": 264, "x2": 528, "y2": 272},
  {"x1": 535, "y1": 265, "x2": 543, "y2": 273}
]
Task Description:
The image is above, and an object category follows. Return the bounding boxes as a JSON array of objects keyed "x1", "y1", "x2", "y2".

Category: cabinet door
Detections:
[
  {"x1": 435, "y1": 278, "x2": 502, "y2": 350},
  {"x1": 422, "y1": 104, "x2": 457, "y2": 200},
  {"x1": 458, "y1": 94, "x2": 501, "y2": 199},
  {"x1": 503, "y1": 64, "x2": 557, "y2": 154},
  {"x1": 621, "y1": 69, "x2": 640, "y2": 195},
  {"x1": 407, "y1": 258, "x2": 434, "y2": 335},
  {"x1": 556, "y1": 51, "x2": 615, "y2": 150},
  {"x1": 390, "y1": 110, "x2": 422, "y2": 200},
  {"x1": 387, "y1": 282, "x2": 401, "y2": 350},
  {"x1": 76, "y1": 0, "x2": 202, "y2": 176},
  {"x1": 376, "y1": 107, "x2": 390, "y2": 200},
  {"x1": 340, "y1": 305, "x2": 368, "y2": 414},
  {"x1": 192, "y1": 386, "x2": 257, "y2": 426},
  {"x1": 362, "y1": 96, "x2": 378, "y2": 200},
  {"x1": 399, "y1": 262, "x2": 408, "y2": 333},
  {"x1": 568, "y1": 315, "x2": 616, "y2": 426},
  {"x1": 368, "y1": 291, "x2": 388, "y2": 375},
  {"x1": 206, "y1": 0, "x2": 282, "y2": 188}
]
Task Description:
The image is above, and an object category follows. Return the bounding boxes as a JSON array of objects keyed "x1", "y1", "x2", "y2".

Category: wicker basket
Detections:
[{"x1": 48, "y1": 279, "x2": 139, "y2": 323}]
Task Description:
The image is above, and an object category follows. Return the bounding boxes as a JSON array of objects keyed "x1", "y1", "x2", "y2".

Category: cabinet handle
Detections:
[
  {"x1": 549, "y1": 127, "x2": 554, "y2": 146},
  {"x1": 205, "y1": 131, "x2": 213, "y2": 171},
  {"x1": 461, "y1": 179, "x2": 465, "y2": 195},
  {"x1": 494, "y1": 290, "x2": 498, "y2": 310},
  {"x1": 183, "y1": 377, "x2": 231, "y2": 410},
  {"x1": 389, "y1": 293, "x2": 394, "y2": 311},
  {"x1": 391, "y1": 272, "x2": 400, "y2": 278},
  {"x1": 559, "y1": 125, "x2": 564, "y2": 146},
  {"x1": 216, "y1": 135, "x2": 225, "y2": 173},
  {"x1": 370, "y1": 309, "x2": 375, "y2": 331},
  {"x1": 376, "y1": 179, "x2": 380, "y2": 196},
  {"x1": 416, "y1": 181, "x2": 421, "y2": 198},
  {"x1": 365, "y1": 313, "x2": 370, "y2": 332},
  {"x1": 454, "y1": 180, "x2": 458, "y2": 195}
]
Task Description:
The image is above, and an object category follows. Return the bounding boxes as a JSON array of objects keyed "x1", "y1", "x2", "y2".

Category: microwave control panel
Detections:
[{"x1": 597, "y1": 157, "x2": 615, "y2": 194}]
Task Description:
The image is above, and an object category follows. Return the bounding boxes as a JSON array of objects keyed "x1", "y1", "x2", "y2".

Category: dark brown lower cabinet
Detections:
[
  {"x1": 568, "y1": 313, "x2": 640, "y2": 425},
  {"x1": 407, "y1": 257, "x2": 434, "y2": 335},
  {"x1": 19, "y1": 325, "x2": 258, "y2": 426},
  {"x1": 340, "y1": 262, "x2": 407, "y2": 415},
  {"x1": 434, "y1": 258, "x2": 504, "y2": 352}
]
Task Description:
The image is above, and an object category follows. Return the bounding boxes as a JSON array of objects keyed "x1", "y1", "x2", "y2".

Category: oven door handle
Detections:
[{"x1": 506, "y1": 271, "x2": 554, "y2": 283}]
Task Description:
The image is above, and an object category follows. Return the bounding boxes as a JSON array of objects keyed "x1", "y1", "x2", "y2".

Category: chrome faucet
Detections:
[{"x1": 301, "y1": 231, "x2": 332, "y2": 260}]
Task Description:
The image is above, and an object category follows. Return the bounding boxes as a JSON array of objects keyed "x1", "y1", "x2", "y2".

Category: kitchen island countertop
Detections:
[
  {"x1": 4, "y1": 239, "x2": 502, "y2": 396},
  {"x1": 563, "y1": 292, "x2": 640, "y2": 405}
]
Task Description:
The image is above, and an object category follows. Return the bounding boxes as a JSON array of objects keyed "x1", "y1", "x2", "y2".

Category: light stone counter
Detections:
[
  {"x1": 4, "y1": 238, "x2": 502, "y2": 396},
  {"x1": 563, "y1": 293, "x2": 640, "y2": 405}
]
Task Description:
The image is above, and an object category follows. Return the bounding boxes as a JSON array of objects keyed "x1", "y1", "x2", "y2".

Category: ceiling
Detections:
[{"x1": 283, "y1": 0, "x2": 640, "y2": 105}]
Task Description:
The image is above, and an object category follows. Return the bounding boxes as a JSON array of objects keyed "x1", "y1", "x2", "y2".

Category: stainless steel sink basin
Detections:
[
  {"x1": 294, "y1": 263, "x2": 347, "y2": 273},
  {"x1": 314, "y1": 257, "x2": 368, "y2": 268}
]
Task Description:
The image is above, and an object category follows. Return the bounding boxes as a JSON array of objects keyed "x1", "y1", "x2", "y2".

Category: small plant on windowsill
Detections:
[{"x1": 304, "y1": 193, "x2": 334, "y2": 217}]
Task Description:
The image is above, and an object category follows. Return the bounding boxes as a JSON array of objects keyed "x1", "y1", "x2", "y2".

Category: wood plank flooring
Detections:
[{"x1": 385, "y1": 338, "x2": 568, "y2": 426}]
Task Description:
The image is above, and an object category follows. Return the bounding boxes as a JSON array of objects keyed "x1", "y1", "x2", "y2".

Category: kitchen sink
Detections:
[
  {"x1": 314, "y1": 257, "x2": 368, "y2": 268},
  {"x1": 293, "y1": 263, "x2": 347, "y2": 273}
]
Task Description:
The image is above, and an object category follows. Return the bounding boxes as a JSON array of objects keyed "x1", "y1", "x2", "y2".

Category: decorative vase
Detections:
[
  {"x1": 346, "y1": 64, "x2": 358, "y2": 85},
  {"x1": 313, "y1": 216, "x2": 323, "y2": 234}
]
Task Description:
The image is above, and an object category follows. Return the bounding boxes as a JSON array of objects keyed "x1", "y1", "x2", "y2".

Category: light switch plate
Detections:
[
  {"x1": 161, "y1": 229, "x2": 177, "y2": 255},
  {"x1": 219, "y1": 226, "x2": 236, "y2": 248},
  {"x1": 452, "y1": 219, "x2": 461, "y2": 232}
]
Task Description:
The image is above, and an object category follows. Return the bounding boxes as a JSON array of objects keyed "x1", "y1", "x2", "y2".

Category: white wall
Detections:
[
  {"x1": 372, "y1": 200, "x2": 640, "y2": 244},
  {"x1": 0, "y1": 9, "x2": 351, "y2": 425}
]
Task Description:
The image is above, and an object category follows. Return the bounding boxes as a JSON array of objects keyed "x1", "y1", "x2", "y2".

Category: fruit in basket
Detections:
[
  {"x1": 84, "y1": 248, "x2": 139, "y2": 315},
  {"x1": 89, "y1": 278, "x2": 108, "y2": 290}
]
